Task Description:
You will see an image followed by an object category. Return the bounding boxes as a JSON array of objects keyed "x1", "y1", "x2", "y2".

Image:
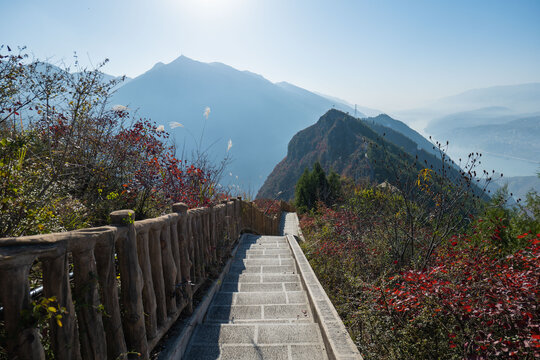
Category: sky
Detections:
[{"x1": 2, "y1": 0, "x2": 540, "y2": 111}]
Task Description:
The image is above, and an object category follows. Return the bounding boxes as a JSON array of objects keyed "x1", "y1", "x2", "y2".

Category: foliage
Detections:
[
  {"x1": 0, "y1": 47, "x2": 226, "y2": 237},
  {"x1": 300, "y1": 185, "x2": 540, "y2": 359},
  {"x1": 18, "y1": 296, "x2": 67, "y2": 358},
  {"x1": 371, "y1": 233, "x2": 539, "y2": 359},
  {"x1": 472, "y1": 185, "x2": 540, "y2": 254},
  {"x1": 253, "y1": 198, "x2": 282, "y2": 217},
  {"x1": 365, "y1": 134, "x2": 494, "y2": 269},
  {"x1": 295, "y1": 161, "x2": 341, "y2": 213}
]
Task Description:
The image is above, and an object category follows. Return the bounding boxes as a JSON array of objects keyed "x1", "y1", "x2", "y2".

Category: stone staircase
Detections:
[{"x1": 185, "y1": 234, "x2": 328, "y2": 359}]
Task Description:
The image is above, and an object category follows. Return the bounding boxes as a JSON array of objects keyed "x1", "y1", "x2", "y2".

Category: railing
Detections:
[{"x1": 0, "y1": 198, "x2": 280, "y2": 359}]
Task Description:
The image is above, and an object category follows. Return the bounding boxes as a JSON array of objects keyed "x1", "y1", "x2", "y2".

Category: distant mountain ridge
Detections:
[
  {"x1": 429, "y1": 83, "x2": 540, "y2": 114},
  {"x1": 395, "y1": 83, "x2": 540, "y2": 178},
  {"x1": 364, "y1": 114, "x2": 439, "y2": 156},
  {"x1": 111, "y1": 55, "x2": 367, "y2": 192},
  {"x1": 488, "y1": 175, "x2": 540, "y2": 204},
  {"x1": 257, "y1": 109, "x2": 459, "y2": 200}
]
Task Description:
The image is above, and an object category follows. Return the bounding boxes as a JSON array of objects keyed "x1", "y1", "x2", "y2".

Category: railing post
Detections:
[
  {"x1": 168, "y1": 213, "x2": 183, "y2": 305},
  {"x1": 0, "y1": 252, "x2": 45, "y2": 359},
  {"x1": 110, "y1": 210, "x2": 148, "y2": 359},
  {"x1": 209, "y1": 206, "x2": 217, "y2": 265},
  {"x1": 134, "y1": 227, "x2": 158, "y2": 339},
  {"x1": 190, "y1": 209, "x2": 204, "y2": 284},
  {"x1": 94, "y1": 231, "x2": 127, "y2": 359},
  {"x1": 148, "y1": 225, "x2": 167, "y2": 327},
  {"x1": 221, "y1": 200, "x2": 232, "y2": 250},
  {"x1": 236, "y1": 197, "x2": 242, "y2": 237},
  {"x1": 250, "y1": 202, "x2": 255, "y2": 233},
  {"x1": 159, "y1": 218, "x2": 178, "y2": 316},
  {"x1": 70, "y1": 238, "x2": 107, "y2": 360},
  {"x1": 172, "y1": 203, "x2": 194, "y2": 314},
  {"x1": 42, "y1": 243, "x2": 81, "y2": 360}
]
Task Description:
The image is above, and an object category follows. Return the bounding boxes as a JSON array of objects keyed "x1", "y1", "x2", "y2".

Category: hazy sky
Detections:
[{"x1": 3, "y1": 0, "x2": 540, "y2": 111}]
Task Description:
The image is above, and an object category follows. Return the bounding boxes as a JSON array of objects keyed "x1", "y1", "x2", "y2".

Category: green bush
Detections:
[{"x1": 294, "y1": 161, "x2": 341, "y2": 212}]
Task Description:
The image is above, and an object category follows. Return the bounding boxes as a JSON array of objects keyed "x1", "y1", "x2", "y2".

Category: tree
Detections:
[
  {"x1": 295, "y1": 168, "x2": 315, "y2": 213},
  {"x1": 327, "y1": 170, "x2": 342, "y2": 203},
  {"x1": 312, "y1": 161, "x2": 329, "y2": 202},
  {"x1": 295, "y1": 161, "x2": 341, "y2": 213}
]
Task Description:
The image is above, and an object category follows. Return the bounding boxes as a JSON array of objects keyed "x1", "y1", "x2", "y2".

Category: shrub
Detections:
[
  {"x1": 300, "y1": 189, "x2": 539, "y2": 359},
  {"x1": 0, "y1": 47, "x2": 226, "y2": 237}
]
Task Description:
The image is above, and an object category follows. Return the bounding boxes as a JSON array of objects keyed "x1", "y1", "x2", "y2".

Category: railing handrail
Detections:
[{"x1": 0, "y1": 198, "x2": 282, "y2": 359}]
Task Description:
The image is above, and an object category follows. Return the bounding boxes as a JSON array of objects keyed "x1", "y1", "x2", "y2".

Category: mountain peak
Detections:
[
  {"x1": 111, "y1": 58, "x2": 376, "y2": 192},
  {"x1": 151, "y1": 61, "x2": 165, "y2": 70},
  {"x1": 316, "y1": 108, "x2": 354, "y2": 126},
  {"x1": 170, "y1": 54, "x2": 198, "y2": 65},
  {"x1": 257, "y1": 109, "x2": 467, "y2": 200}
]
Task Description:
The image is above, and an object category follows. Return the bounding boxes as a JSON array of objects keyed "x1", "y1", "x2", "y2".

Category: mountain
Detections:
[
  {"x1": 427, "y1": 83, "x2": 540, "y2": 114},
  {"x1": 363, "y1": 114, "x2": 440, "y2": 156},
  {"x1": 274, "y1": 82, "x2": 367, "y2": 118},
  {"x1": 257, "y1": 109, "x2": 464, "y2": 200},
  {"x1": 447, "y1": 115, "x2": 540, "y2": 162},
  {"x1": 111, "y1": 55, "x2": 360, "y2": 192},
  {"x1": 394, "y1": 83, "x2": 540, "y2": 132},
  {"x1": 487, "y1": 175, "x2": 540, "y2": 203},
  {"x1": 33, "y1": 61, "x2": 131, "y2": 85},
  {"x1": 425, "y1": 110, "x2": 540, "y2": 177},
  {"x1": 394, "y1": 83, "x2": 540, "y2": 178},
  {"x1": 425, "y1": 106, "x2": 517, "y2": 136}
]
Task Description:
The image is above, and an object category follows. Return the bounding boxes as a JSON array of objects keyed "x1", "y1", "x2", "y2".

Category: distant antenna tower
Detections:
[{"x1": 354, "y1": 104, "x2": 357, "y2": 118}]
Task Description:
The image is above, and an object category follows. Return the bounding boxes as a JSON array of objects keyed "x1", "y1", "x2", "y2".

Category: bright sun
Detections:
[
  {"x1": 166, "y1": 0, "x2": 248, "y2": 26},
  {"x1": 181, "y1": 0, "x2": 240, "y2": 15}
]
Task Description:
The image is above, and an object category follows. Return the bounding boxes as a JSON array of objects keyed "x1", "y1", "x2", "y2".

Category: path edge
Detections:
[{"x1": 286, "y1": 234, "x2": 363, "y2": 360}]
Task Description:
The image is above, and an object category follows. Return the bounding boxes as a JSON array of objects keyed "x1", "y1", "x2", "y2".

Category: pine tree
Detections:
[
  {"x1": 295, "y1": 162, "x2": 341, "y2": 213},
  {"x1": 312, "y1": 161, "x2": 329, "y2": 203},
  {"x1": 295, "y1": 168, "x2": 315, "y2": 212},
  {"x1": 327, "y1": 170, "x2": 342, "y2": 203}
]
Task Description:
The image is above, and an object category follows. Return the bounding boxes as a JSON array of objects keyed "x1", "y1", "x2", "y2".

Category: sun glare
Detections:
[{"x1": 180, "y1": 0, "x2": 242, "y2": 17}]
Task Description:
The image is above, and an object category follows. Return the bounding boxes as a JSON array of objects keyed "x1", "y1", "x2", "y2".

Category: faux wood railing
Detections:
[{"x1": 0, "y1": 198, "x2": 279, "y2": 359}]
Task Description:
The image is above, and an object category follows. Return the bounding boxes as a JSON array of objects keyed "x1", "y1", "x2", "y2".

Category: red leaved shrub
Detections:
[
  {"x1": 300, "y1": 202, "x2": 539, "y2": 359},
  {"x1": 374, "y1": 233, "x2": 539, "y2": 358}
]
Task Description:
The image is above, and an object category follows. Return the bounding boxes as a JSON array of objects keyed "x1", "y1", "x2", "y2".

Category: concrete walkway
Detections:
[
  {"x1": 280, "y1": 212, "x2": 301, "y2": 238},
  {"x1": 184, "y1": 233, "x2": 328, "y2": 359}
]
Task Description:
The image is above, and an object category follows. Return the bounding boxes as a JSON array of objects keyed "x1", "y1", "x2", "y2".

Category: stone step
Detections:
[
  {"x1": 228, "y1": 264, "x2": 297, "y2": 275},
  {"x1": 231, "y1": 258, "x2": 295, "y2": 267},
  {"x1": 238, "y1": 243, "x2": 291, "y2": 250},
  {"x1": 186, "y1": 343, "x2": 328, "y2": 360},
  {"x1": 244, "y1": 254, "x2": 294, "y2": 260},
  {"x1": 239, "y1": 239, "x2": 288, "y2": 244},
  {"x1": 239, "y1": 248, "x2": 292, "y2": 256},
  {"x1": 186, "y1": 323, "x2": 328, "y2": 359},
  {"x1": 205, "y1": 304, "x2": 314, "y2": 323},
  {"x1": 243, "y1": 236, "x2": 289, "y2": 243},
  {"x1": 211, "y1": 291, "x2": 309, "y2": 306},
  {"x1": 190, "y1": 322, "x2": 325, "y2": 344},
  {"x1": 223, "y1": 273, "x2": 301, "y2": 284},
  {"x1": 219, "y1": 282, "x2": 302, "y2": 293}
]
